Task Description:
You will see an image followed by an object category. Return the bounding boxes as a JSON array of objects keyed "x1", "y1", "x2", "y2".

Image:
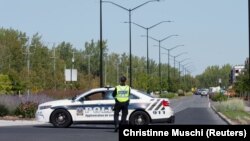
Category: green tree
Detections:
[
  {"x1": 196, "y1": 64, "x2": 231, "y2": 89},
  {"x1": 0, "y1": 74, "x2": 12, "y2": 94}
]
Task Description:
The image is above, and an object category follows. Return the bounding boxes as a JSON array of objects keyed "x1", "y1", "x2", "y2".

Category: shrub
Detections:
[
  {"x1": 0, "y1": 95, "x2": 21, "y2": 114},
  {"x1": 0, "y1": 94, "x2": 53, "y2": 115},
  {"x1": 160, "y1": 93, "x2": 176, "y2": 99},
  {"x1": 19, "y1": 94, "x2": 54, "y2": 104},
  {"x1": 185, "y1": 92, "x2": 193, "y2": 96},
  {"x1": 177, "y1": 89, "x2": 185, "y2": 96},
  {"x1": 0, "y1": 104, "x2": 8, "y2": 117},
  {"x1": 15, "y1": 102, "x2": 38, "y2": 118},
  {"x1": 0, "y1": 74, "x2": 13, "y2": 94},
  {"x1": 38, "y1": 89, "x2": 83, "y2": 99},
  {"x1": 210, "y1": 93, "x2": 228, "y2": 102},
  {"x1": 216, "y1": 98, "x2": 245, "y2": 112}
]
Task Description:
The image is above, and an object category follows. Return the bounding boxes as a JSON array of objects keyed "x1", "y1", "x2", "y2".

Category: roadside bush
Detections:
[
  {"x1": 0, "y1": 95, "x2": 20, "y2": 114},
  {"x1": 19, "y1": 94, "x2": 54, "y2": 104},
  {"x1": 15, "y1": 102, "x2": 38, "y2": 118},
  {"x1": 210, "y1": 93, "x2": 228, "y2": 102},
  {"x1": 0, "y1": 94, "x2": 53, "y2": 115},
  {"x1": 185, "y1": 91, "x2": 193, "y2": 96},
  {"x1": 216, "y1": 98, "x2": 245, "y2": 112},
  {"x1": 38, "y1": 89, "x2": 83, "y2": 99},
  {"x1": 177, "y1": 89, "x2": 185, "y2": 96},
  {"x1": 0, "y1": 104, "x2": 8, "y2": 117},
  {"x1": 160, "y1": 93, "x2": 176, "y2": 99}
]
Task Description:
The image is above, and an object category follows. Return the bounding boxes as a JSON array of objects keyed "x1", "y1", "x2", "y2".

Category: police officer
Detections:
[{"x1": 112, "y1": 76, "x2": 130, "y2": 132}]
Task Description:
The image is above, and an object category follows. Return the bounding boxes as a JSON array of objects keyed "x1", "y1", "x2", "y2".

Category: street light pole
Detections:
[
  {"x1": 182, "y1": 62, "x2": 193, "y2": 76},
  {"x1": 249, "y1": 0, "x2": 250, "y2": 80},
  {"x1": 102, "y1": 0, "x2": 159, "y2": 87},
  {"x1": 178, "y1": 58, "x2": 191, "y2": 82},
  {"x1": 182, "y1": 63, "x2": 193, "y2": 84},
  {"x1": 129, "y1": 10, "x2": 132, "y2": 86},
  {"x1": 100, "y1": 0, "x2": 103, "y2": 87},
  {"x1": 172, "y1": 52, "x2": 187, "y2": 77},
  {"x1": 125, "y1": 21, "x2": 172, "y2": 93},
  {"x1": 160, "y1": 45, "x2": 184, "y2": 91},
  {"x1": 148, "y1": 35, "x2": 178, "y2": 93}
]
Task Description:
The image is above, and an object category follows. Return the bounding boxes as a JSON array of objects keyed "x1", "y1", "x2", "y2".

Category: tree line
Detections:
[{"x1": 1, "y1": 27, "x2": 248, "y2": 95}]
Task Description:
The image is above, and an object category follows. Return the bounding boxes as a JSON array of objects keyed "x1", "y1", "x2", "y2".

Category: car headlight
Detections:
[{"x1": 39, "y1": 105, "x2": 52, "y2": 110}]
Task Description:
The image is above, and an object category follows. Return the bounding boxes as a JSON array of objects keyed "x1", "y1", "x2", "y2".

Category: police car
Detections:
[{"x1": 36, "y1": 87, "x2": 175, "y2": 128}]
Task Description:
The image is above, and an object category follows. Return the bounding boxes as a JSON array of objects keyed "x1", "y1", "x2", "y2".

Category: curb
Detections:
[{"x1": 210, "y1": 105, "x2": 237, "y2": 125}]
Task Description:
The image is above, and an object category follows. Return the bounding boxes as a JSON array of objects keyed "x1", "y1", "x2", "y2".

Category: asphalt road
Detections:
[
  {"x1": 0, "y1": 124, "x2": 117, "y2": 141},
  {"x1": 172, "y1": 95, "x2": 227, "y2": 125},
  {"x1": 0, "y1": 95, "x2": 227, "y2": 141}
]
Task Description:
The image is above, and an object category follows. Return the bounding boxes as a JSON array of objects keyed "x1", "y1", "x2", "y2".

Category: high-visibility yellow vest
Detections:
[{"x1": 115, "y1": 85, "x2": 130, "y2": 102}]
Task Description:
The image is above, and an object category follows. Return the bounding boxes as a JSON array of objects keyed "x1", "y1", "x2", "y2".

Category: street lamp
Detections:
[
  {"x1": 125, "y1": 20, "x2": 172, "y2": 93},
  {"x1": 182, "y1": 63, "x2": 193, "y2": 85},
  {"x1": 184, "y1": 65, "x2": 195, "y2": 77},
  {"x1": 146, "y1": 35, "x2": 178, "y2": 93},
  {"x1": 249, "y1": 0, "x2": 250, "y2": 80},
  {"x1": 102, "y1": 0, "x2": 160, "y2": 87},
  {"x1": 182, "y1": 62, "x2": 193, "y2": 76},
  {"x1": 160, "y1": 45, "x2": 184, "y2": 90},
  {"x1": 178, "y1": 58, "x2": 190, "y2": 82},
  {"x1": 172, "y1": 52, "x2": 188, "y2": 77},
  {"x1": 100, "y1": 0, "x2": 103, "y2": 87}
]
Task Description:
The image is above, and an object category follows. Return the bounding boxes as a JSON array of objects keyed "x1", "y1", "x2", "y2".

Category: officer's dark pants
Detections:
[{"x1": 114, "y1": 101, "x2": 129, "y2": 129}]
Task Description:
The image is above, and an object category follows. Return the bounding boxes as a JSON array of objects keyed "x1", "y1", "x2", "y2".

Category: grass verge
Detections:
[
  {"x1": 221, "y1": 110, "x2": 250, "y2": 124},
  {"x1": 214, "y1": 98, "x2": 250, "y2": 124}
]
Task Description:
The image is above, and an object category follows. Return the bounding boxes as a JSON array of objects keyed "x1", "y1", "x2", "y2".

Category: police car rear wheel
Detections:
[
  {"x1": 129, "y1": 111, "x2": 150, "y2": 125},
  {"x1": 50, "y1": 109, "x2": 72, "y2": 128}
]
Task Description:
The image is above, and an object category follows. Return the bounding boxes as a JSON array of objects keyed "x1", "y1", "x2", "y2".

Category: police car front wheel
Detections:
[
  {"x1": 50, "y1": 109, "x2": 72, "y2": 128},
  {"x1": 129, "y1": 111, "x2": 150, "y2": 125}
]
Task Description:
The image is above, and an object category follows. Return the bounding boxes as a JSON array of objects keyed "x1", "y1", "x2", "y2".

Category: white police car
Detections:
[{"x1": 36, "y1": 87, "x2": 175, "y2": 128}]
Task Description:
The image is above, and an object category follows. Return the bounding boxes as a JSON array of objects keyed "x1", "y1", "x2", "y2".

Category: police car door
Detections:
[{"x1": 78, "y1": 90, "x2": 114, "y2": 122}]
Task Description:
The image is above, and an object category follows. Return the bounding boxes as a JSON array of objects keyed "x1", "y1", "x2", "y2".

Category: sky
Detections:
[{"x1": 0, "y1": 0, "x2": 248, "y2": 76}]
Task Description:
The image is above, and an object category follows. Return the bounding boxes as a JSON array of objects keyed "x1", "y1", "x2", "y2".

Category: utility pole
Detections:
[
  {"x1": 105, "y1": 56, "x2": 107, "y2": 86},
  {"x1": 100, "y1": 0, "x2": 103, "y2": 87},
  {"x1": 23, "y1": 41, "x2": 33, "y2": 95},
  {"x1": 71, "y1": 51, "x2": 76, "y2": 89},
  {"x1": 117, "y1": 61, "x2": 119, "y2": 84},
  {"x1": 50, "y1": 44, "x2": 57, "y2": 90},
  {"x1": 83, "y1": 54, "x2": 92, "y2": 88},
  {"x1": 126, "y1": 66, "x2": 129, "y2": 80},
  {"x1": 249, "y1": 0, "x2": 250, "y2": 80},
  {"x1": 88, "y1": 55, "x2": 91, "y2": 84}
]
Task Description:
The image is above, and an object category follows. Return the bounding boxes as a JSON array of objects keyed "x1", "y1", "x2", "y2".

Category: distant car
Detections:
[
  {"x1": 36, "y1": 87, "x2": 175, "y2": 128},
  {"x1": 200, "y1": 89, "x2": 209, "y2": 96},
  {"x1": 194, "y1": 89, "x2": 202, "y2": 95}
]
